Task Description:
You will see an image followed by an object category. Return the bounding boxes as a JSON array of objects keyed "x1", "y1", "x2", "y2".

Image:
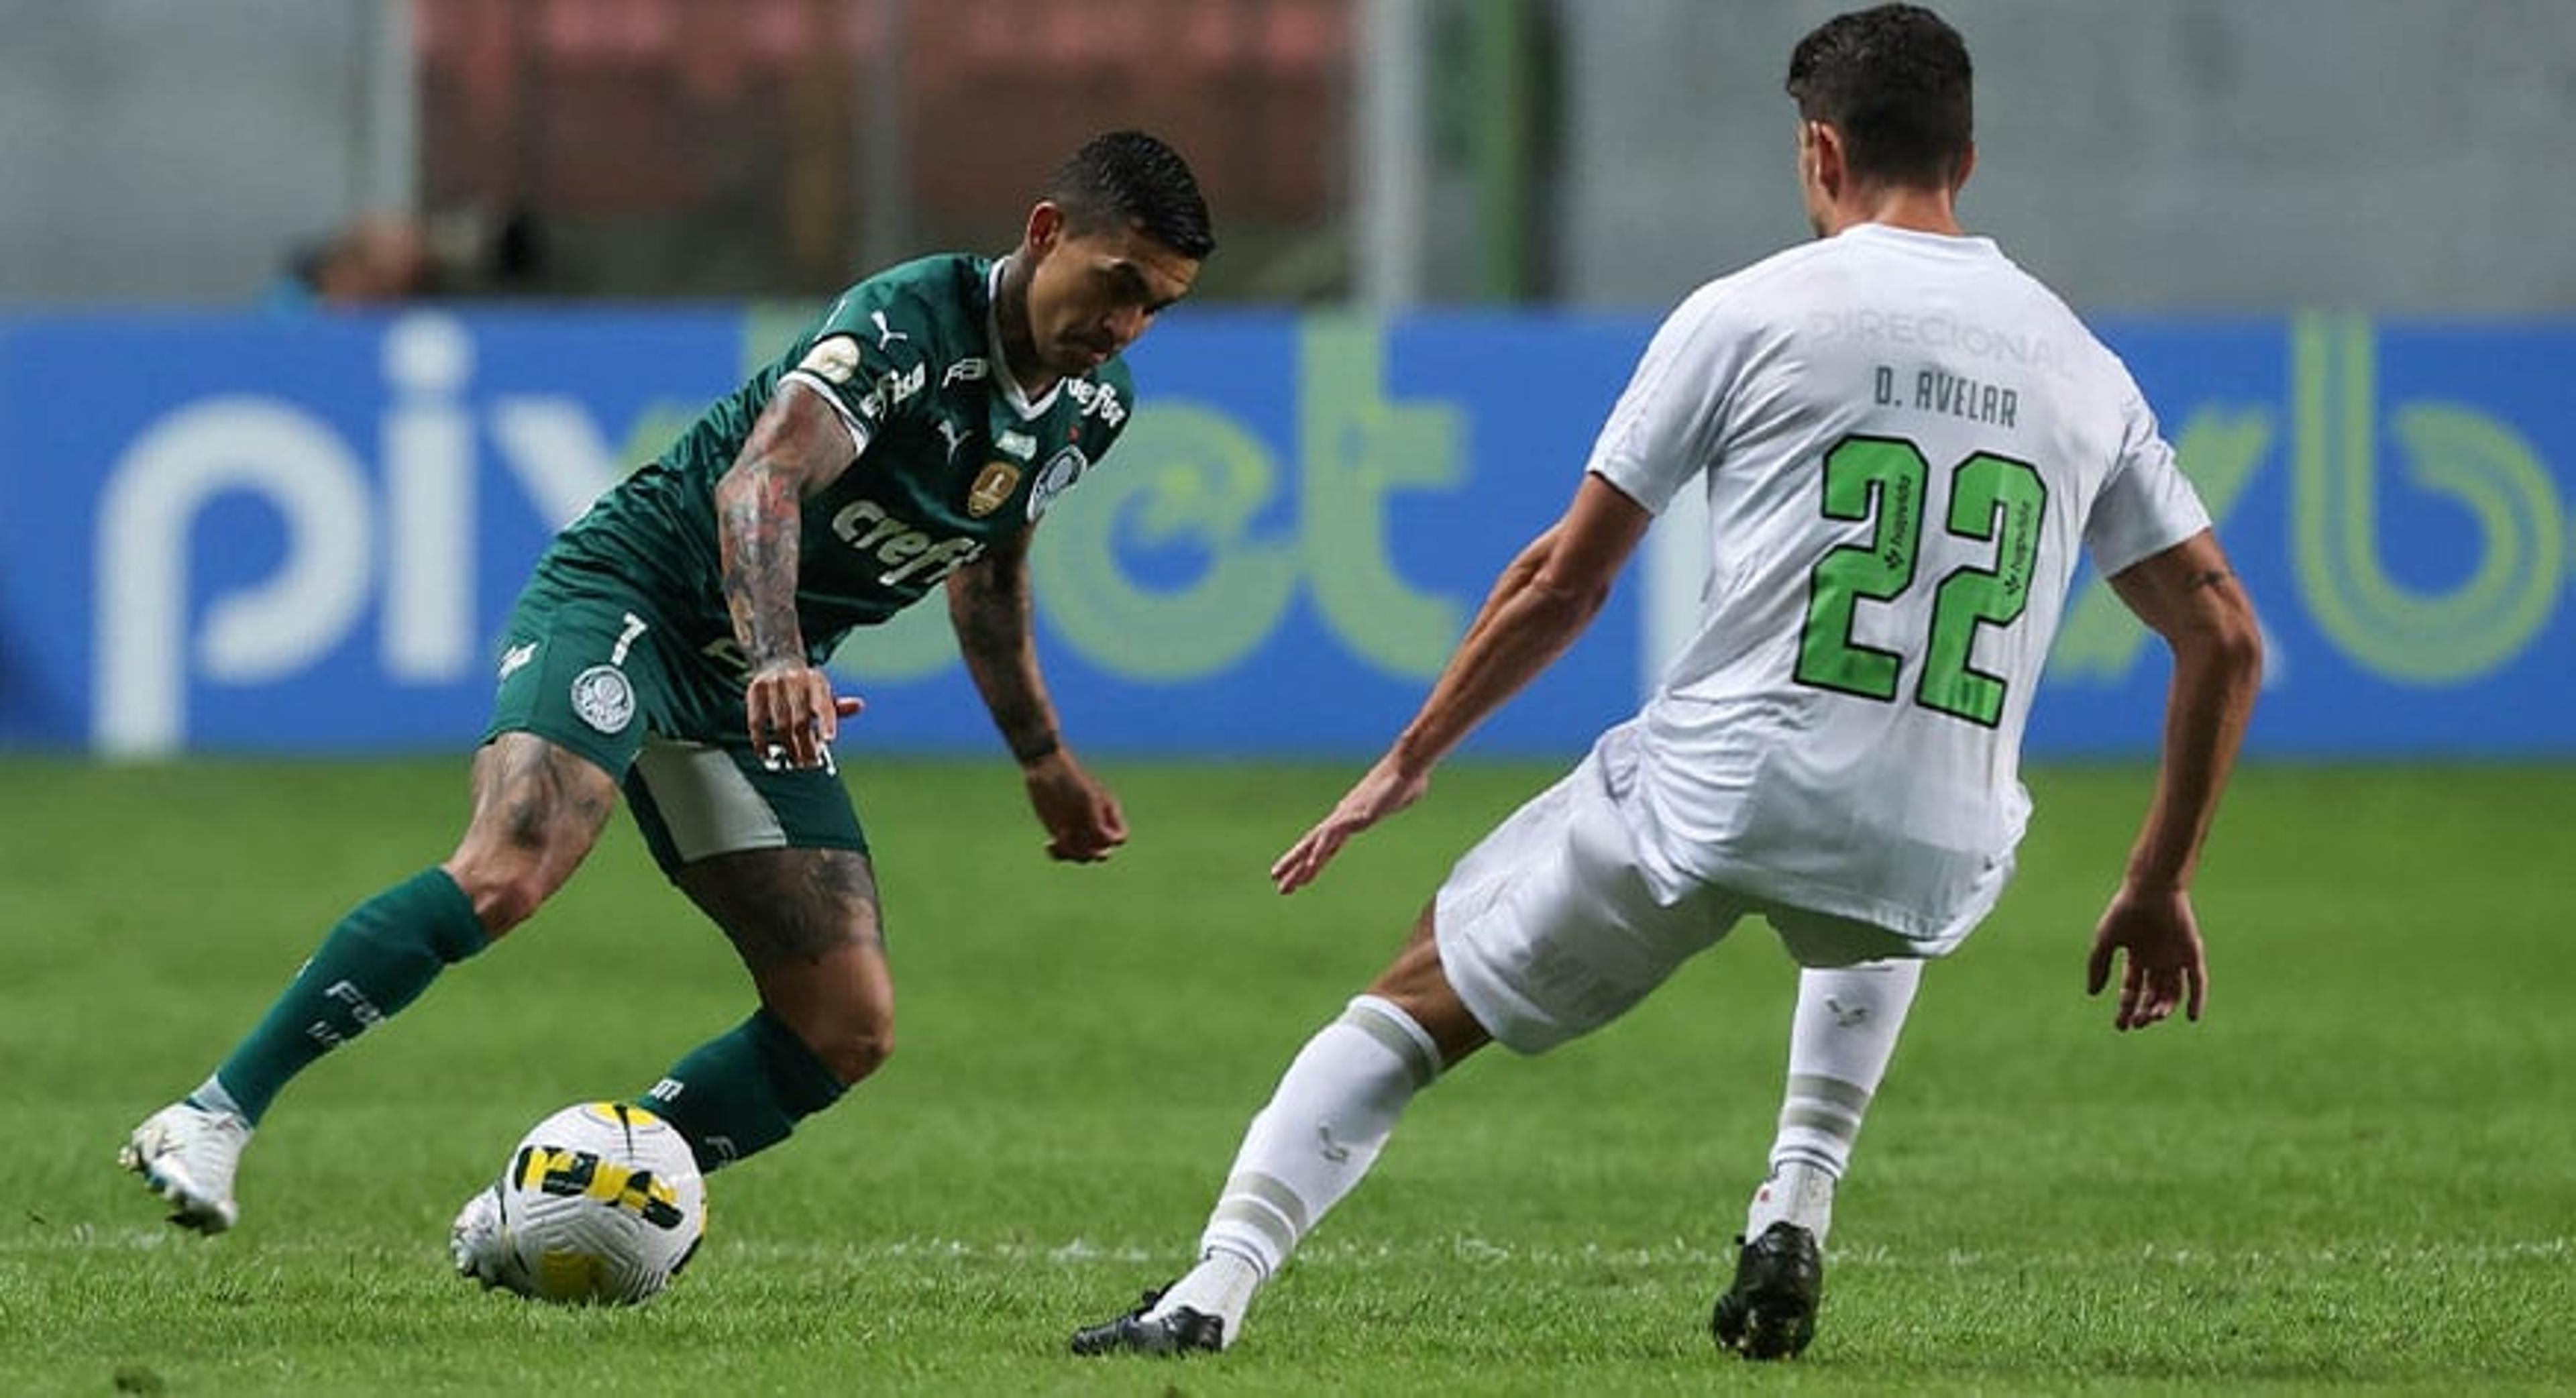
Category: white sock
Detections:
[
  {"x1": 189, "y1": 1075, "x2": 249, "y2": 1122},
  {"x1": 1146, "y1": 1246, "x2": 1263, "y2": 1346},
  {"x1": 1747, "y1": 958, "x2": 1925, "y2": 1244},
  {"x1": 1150, "y1": 995, "x2": 1442, "y2": 1344},
  {"x1": 1744, "y1": 1160, "x2": 1838, "y2": 1242}
]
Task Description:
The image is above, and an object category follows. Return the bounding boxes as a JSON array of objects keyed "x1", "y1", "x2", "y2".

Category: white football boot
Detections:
[
  {"x1": 450, "y1": 1183, "x2": 526, "y2": 1293},
  {"x1": 119, "y1": 1101, "x2": 254, "y2": 1234}
]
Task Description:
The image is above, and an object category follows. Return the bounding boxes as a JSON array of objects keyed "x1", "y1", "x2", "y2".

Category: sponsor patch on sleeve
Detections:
[{"x1": 796, "y1": 335, "x2": 863, "y2": 385}]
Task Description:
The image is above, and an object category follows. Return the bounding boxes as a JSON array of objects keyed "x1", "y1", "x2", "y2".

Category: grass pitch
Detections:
[{"x1": 1, "y1": 755, "x2": 2571, "y2": 1394}]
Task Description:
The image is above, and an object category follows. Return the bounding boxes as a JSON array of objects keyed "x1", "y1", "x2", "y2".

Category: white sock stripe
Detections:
[
  {"x1": 1208, "y1": 1198, "x2": 1299, "y2": 1260},
  {"x1": 1772, "y1": 1146, "x2": 1845, "y2": 1177},
  {"x1": 1778, "y1": 1102, "x2": 1866, "y2": 1138},
  {"x1": 1201, "y1": 1238, "x2": 1271, "y2": 1279},
  {"x1": 1219, "y1": 1170, "x2": 1312, "y2": 1238},
  {"x1": 1340, "y1": 995, "x2": 1442, "y2": 1087},
  {"x1": 190, "y1": 1075, "x2": 246, "y2": 1121},
  {"x1": 1784, "y1": 1073, "x2": 1875, "y2": 1114}
]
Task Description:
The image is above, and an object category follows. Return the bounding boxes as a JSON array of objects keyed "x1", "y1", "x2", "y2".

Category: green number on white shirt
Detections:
[{"x1": 1794, "y1": 435, "x2": 2048, "y2": 727}]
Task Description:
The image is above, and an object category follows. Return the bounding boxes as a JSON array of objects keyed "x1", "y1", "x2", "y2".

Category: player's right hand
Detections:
[
  {"x1": 745, "y1": 661, "x2": 863, "y2": 770},
  {"x1": 1020, "y1": 749, "x2": 1129, "y2": 863},
  {"x1": 1271, "y1": 753, "x2": 1431, "y2": 895},
  {"x1": 2084, "y1": 883, "x2": 2207, "y2": 1031}
]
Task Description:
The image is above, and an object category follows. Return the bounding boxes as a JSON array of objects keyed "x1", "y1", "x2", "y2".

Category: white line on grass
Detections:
[{"x1": 16, "y1": 1228, "x2": 2569, "y2": 1272}]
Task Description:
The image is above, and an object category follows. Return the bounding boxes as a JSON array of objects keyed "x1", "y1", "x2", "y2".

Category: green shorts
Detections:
[{"x1": 484, "y1": 566, "x2": 868, "y2": 874}]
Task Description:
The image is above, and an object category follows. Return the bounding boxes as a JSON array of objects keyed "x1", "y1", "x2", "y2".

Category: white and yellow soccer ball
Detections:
[{"x1": 467, "y1": 1101, "x2": 707, "y2": 1305}]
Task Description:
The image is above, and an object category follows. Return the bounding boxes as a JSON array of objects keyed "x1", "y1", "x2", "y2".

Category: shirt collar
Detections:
[{"x1": 985, "y1": 256, "x2": 1063, "y2": 420}]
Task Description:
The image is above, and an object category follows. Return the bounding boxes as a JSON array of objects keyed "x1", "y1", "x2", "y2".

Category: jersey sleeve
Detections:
[
  {"x1": 779, "y1": 283, "x2": 939, "y2": 457},
  {"x1": 1582, "y1": 280, "x2": 1744, "y2": 515},
  {"x1": 2083, "y1": 385, "x2": 2214, "y2": 576}
]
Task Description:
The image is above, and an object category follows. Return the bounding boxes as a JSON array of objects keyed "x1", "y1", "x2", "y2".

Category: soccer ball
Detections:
[{"x1": 462, "y1": 1101, "x2": 707, "y2": 1305}]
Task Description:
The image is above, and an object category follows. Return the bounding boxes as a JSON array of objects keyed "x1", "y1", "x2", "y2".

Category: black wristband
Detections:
[{"x1": 1010, "y1": 734, "x2": 1061, "y2": 767}]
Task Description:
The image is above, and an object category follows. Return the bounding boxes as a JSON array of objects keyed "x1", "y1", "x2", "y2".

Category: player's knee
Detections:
[
  {"x1": 809, "y1": 1014, "x2": 894, "y2": 1085},
  {"x1": 447, "y1": 862, "x2": 560, "y2": 936}
]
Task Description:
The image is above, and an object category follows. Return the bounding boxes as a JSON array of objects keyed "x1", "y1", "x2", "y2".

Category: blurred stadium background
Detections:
[
  {"x1": 3, "y1": 3, "x2": 2572, "y2": 1391},
  {"x1": 2, "y1": 0, "x2": 2571, "y2": 760}
]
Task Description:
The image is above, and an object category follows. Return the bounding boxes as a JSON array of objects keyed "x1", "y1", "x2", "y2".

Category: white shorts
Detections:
[{"x1": 1434, "y1": 730, "x2": 1921, "y2": 1055}]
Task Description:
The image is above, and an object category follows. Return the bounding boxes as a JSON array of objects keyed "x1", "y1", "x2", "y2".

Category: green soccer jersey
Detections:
[{"x1": 535, "y1": 254, "x2": 1136, "y2": 671}]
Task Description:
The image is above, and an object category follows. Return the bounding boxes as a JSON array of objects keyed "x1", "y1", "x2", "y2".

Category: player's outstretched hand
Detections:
[
  {"x1": 746, "y1": 661, "x2": 863, "y2": 771},
  {"x1": 1022, "y1": 749, "x2": 1128, "y2": 863},
  {"x1": 2085, "y1": 883, "x2": 2207, "y2": 1031},
  {"x1": 1272, "y1": 754, "x2": 1431, "y2": 895}
]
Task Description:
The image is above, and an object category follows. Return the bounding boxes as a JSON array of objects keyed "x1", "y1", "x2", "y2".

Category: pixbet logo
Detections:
[{"x1": 93, "y1": 315, "x2": 624, "y2": 755}]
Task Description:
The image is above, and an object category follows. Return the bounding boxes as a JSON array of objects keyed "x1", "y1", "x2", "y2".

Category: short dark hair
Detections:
[
  {"x1": 1045, "y1": 129, "x2": 1217, "y2": 261},
  {"x1": 1785, "y1": 4, "x2": 1974, "y2": 189}
]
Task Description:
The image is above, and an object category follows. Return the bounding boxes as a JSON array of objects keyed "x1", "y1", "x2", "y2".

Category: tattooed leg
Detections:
[
  {"x1": 445, "y1": 731, "x2": 621, "y2": 936},
  {"x1": 142, "y1": 733, "x2": 614, "y2": 1159},
  {"x1": 673, "y1": 848, "x2": 894, "y2": 1085}
]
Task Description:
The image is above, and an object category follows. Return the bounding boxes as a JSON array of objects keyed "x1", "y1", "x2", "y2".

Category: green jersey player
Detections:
[{"x1": 119, "y1": 131, "x2": 1215, "y2": 1260}]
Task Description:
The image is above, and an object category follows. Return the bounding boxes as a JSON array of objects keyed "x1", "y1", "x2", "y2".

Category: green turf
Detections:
[{"x1": 1, "y1": 756, "x2": 2570, "y2": 1394}]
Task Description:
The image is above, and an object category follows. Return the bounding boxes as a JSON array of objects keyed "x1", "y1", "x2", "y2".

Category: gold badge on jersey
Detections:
[{"x1": 967, "y1": 461, "x2": 1022, "y2": 517}]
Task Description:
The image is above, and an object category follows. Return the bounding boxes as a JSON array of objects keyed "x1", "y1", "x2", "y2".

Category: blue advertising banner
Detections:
[{"x1": 1, "y1": 307, "x2": 2569, "y2": 758}]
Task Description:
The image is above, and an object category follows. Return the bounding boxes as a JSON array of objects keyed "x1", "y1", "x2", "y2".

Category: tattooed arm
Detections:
[
  {"x1": 945, "y1": 527, "x2": 1059, "y2": 764},
  {"x1": 714, "y1": 380, "x2": 861, "y2": 769},
  {"x1": 947, "y1": 527, "x2": 1128, "y2": 862},
  {"x1": 2088, "y1": 527, "x2": 2264, "y2": 1030}
]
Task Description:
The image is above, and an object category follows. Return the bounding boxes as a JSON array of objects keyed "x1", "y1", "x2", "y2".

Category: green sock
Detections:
[
  {"x1": 641, "y1": 1009, "x2": 849, "y2": 1172},
  {"x1": 209, "y1": 867, "x2": 489, "y2": 1124}
]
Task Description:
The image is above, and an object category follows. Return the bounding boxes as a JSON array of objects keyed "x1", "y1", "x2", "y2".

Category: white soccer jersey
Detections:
[{"x1": 1585, "y1": 223, "x2": 2209, "y2": 947}]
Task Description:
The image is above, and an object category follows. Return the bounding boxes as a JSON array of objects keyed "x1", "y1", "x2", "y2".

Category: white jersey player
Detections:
[{"x1": 1073, "y1": 1, "x2": 2262, "y2": 1364}]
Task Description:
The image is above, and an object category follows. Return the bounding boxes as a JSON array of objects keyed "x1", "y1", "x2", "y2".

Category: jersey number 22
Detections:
[{"x1": 1794, "y1": 433, "x2": 2047, "y2": 729}]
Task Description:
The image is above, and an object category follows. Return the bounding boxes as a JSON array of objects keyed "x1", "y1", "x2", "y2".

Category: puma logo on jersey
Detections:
[
  {"x1": 936, "y1": 417, "x2": 970, "y2": 460},
  {"x1": 870, "y1": 310, "x2": 909, "y2": 350}
]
